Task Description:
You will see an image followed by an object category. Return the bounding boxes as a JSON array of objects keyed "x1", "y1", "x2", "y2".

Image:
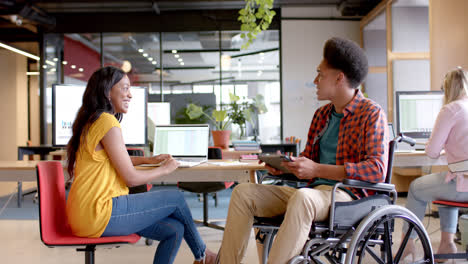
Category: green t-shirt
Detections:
[
  {"x1": 319, "y1": 110, "x2": 343, "y2": 165},
  {"x1": 313, "y1": 110, "x2": 356, "y2": 199}
]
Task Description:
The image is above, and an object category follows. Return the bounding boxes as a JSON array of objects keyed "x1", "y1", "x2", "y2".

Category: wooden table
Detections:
[
  {"x1": 221, "y1": 148, "x2": 262, "y2": 160},
  {"x1": 0, "y1": 160, "x2": 265, "y2": 206}
]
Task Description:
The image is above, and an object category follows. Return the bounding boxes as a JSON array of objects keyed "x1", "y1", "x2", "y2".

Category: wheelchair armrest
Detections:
[{"x1": 341, "y1": 179, "x2": 395, "y2": 192}]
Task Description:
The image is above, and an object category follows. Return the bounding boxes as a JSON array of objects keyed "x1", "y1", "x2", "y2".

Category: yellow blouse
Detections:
[{"x1": 66, "y1": 113, "x2": 129, "y2": 237}]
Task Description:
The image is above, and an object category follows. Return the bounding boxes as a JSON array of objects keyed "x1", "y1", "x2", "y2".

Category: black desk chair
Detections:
[{"x1": 177, "y1": 147, "x2": 234, "y2": 230}]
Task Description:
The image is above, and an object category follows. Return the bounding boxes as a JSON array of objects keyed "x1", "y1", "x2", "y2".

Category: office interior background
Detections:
[{"x1": 0, "y1": 0, "x2": 467, "y2": 167}]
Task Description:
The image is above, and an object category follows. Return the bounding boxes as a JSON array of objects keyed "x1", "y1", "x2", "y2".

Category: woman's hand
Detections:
[
  {"x1": 160, "y1": 157, "x2": 179, "y2": 175},
  {"x1": 147, "y1": 154, "x2": 172, "y2": 165}
]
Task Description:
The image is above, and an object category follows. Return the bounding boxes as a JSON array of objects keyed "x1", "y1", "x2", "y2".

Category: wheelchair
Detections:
[{"x1": 253, "y1": 134, "x2": 434, "y2": 264}]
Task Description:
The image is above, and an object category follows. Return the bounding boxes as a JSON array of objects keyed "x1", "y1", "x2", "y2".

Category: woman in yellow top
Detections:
[{"x1": 65, "y1": 66, "x2": 216, "y2": 264}]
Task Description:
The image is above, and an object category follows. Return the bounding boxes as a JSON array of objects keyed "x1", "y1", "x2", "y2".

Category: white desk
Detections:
[
  {"x1": 393, "y1": 151, "x2": 447, "y2": 167},
  {"x1": 392, "y1": 151, "x2": 447, "y2": 192}
]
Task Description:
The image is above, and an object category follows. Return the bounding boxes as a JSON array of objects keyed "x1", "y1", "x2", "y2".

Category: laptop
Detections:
[{"x1": 152, "y1": 124, "x2": 210, "y2": 167}]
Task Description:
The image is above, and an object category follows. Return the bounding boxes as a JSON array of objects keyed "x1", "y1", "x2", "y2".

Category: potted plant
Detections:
[
  {"x1": 186, "y1": 103, "x2": 232, "y2": 149},
  {"x1": 186, "y1": 93, "x2": 267, "y2": 148}
]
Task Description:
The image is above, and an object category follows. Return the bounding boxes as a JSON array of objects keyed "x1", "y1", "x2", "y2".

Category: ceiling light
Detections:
[
  {"x1": 172, "y1": 50, "x2": 177, "y2": 53},
  {"x1": 26, "y1": 72, "x2": 39, "y2": 76},
  {"x1": 174, "y1": 54, "x2": 180, "y2": 58},
  {"x1": 0, "y1": 42, "x2": 40, "y2": 60},
  {"x1": 142, "y1": 53, "x2": 148, "y2": 57},
  {"x1": 71, "y1": 65, "x2": 76, "y2": 69},
  {"x1": 138, "y1": 49, "x2": 144, "y2": 53},
  {"x1": 260, "y1": 52, "x2": 265, "y2": 57},
  {"x1": 51, "y1": 68, "x2": 56, "y2": 72},
  {"x1": 62, "y1": 60, "x2": 68, "y2": 65},
  {"x1": 221, "y1": 54, "x2": 232, "y2": 70},
  {"x1": 121, "y1": 60, "x2": 132, "y2": 73},
  {"x1": 0, "y1": 42, "x2": 55, "y2": 67},
  {"x1": 178, "y1": 58, "x2": 183, "y2": 62},
  {"x1": 152, "y1": 61, "x2": 157, "y2": 65},
  {"x1": 180, "y1": 62, "x2": 185, "y2": 66},
  {"x1": 78, "y1": 68, "x2": 84, "y2": 72},
  {"x1": 53, "y1": 58, "x2": 58, "y2": 62},
  {"x1": 148, "y1": 57, "x2": 153, "y2": 61},
  {"x1": 42, "y1": 65, "x2": 47, "y2": 69}
]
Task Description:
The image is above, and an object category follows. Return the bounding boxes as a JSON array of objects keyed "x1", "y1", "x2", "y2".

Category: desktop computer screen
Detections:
[
  {"x1": 395, "y1": 91, "x2": 443, "y2": 140},
  {"x1": 52, "y1": 84, "x2": 147, "y2": 147}
]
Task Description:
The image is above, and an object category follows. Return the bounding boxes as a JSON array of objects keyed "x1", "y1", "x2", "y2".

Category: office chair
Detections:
[
  {"x1": 431, "y1": 200, "x2": 468, "y2": 261},
  {"x1": 177, "y1": 146, "x2": 234, "y2": 230},
  {"x1": 36, "y1": 161, "x2": 140, "y2": 264}
]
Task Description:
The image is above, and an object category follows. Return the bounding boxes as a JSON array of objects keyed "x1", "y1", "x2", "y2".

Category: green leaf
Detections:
[
  {"x1": 212, "y1": 110, "x2": 228, "y2": 123},
  {"x1": 241, "y1": 24, "x2": 249, "y2": 31},
  {"x1": 186, "y1": 104, "x2": 204, "y2": 119},
  {"x1": 229, "y1": 93, "x2": 240, "y2": 102}
]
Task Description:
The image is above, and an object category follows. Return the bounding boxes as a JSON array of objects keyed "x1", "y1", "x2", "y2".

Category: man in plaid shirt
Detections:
[{"x1": 216, "y1": 37, "x2": 389, "y2": 264}]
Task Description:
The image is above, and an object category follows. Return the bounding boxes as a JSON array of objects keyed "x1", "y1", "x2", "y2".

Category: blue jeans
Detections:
[
  {"x1": 404, "y1": 171, "x2": 468, "y2": 237},
  {"x1": 101, "y1": 189, "x2": 206, "y2": 264}
]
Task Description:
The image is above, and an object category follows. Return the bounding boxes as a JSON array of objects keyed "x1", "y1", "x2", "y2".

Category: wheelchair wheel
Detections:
[{"x1": 345, "y1": 205, "x2": 433, "y2": 264}]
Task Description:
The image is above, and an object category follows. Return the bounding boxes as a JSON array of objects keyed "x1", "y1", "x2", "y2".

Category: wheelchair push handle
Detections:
[{"x1": 395, "y1": 133, "x2": 416, "y2": 146}]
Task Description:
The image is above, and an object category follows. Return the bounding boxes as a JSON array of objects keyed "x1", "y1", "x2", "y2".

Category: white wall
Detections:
[{"x1": 281, "y1": 11, "x2": 360, "y2": 150}]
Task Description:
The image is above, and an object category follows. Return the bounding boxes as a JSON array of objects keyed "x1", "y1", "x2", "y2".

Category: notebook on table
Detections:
[{"x1": 150, "y1": 124, "x2": 210, "y2": 168}]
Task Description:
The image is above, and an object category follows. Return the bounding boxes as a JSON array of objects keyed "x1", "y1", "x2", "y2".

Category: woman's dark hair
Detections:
[
  {"x1": 67, "y1": 66, "x2": 125, "y2": 178},
  {"x1": 323, "y1": 37, "x2": 368, "y2": 88}
]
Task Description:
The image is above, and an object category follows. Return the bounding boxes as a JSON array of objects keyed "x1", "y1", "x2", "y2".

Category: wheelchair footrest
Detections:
[{"x1": 253, "y1": 215, "x2": 284, "y2": 227}]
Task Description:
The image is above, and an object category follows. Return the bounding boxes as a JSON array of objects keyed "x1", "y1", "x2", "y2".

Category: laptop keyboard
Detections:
[{"x1": 176, "y1": 159, "x2": 206, "y2": 168}]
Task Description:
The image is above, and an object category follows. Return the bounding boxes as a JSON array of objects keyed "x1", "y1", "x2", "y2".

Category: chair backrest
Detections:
[
  {"x1": 36, "y1": 161, "x2": 70, "y2": 245},
  {"x1": 386, "y1": 139, "x2": 397, "y2": 184},
  {"x1": 127, "y1": 148, "x2": 144, "y2": 157}
]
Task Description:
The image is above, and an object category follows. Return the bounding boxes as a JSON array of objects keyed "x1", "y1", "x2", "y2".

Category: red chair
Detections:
[
  {"x1": 36, "y1": 161, "x2": 140, "y2": 264},
  {"x1": 432, "y1": 200, "x2": 468, "y2": 261}
]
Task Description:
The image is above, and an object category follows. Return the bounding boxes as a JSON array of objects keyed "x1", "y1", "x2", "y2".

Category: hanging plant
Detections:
[{"x1": 238, "y1": 0, "x2": 276, "y2": 49}]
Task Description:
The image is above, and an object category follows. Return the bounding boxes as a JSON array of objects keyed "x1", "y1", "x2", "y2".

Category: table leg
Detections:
[
  {"x1": 250, "y1": 170, "x2": 257, "y2": 183},
  {"x1": 17, "y1": 181, "x2": 22, "y2": 208}
]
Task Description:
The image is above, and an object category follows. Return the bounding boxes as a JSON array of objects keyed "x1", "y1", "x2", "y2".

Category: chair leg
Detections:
[
  {"x1": 77, "y1": 245, "x2": 96, "y2": 264},
  {"x1": 203, "y1": 193, "x2": 209, "y2": 225}
]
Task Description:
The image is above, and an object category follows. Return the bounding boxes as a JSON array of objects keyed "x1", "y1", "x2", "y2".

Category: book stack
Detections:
[{"x1": 232, "y1": 140, "x2": 260, "y2": 151}]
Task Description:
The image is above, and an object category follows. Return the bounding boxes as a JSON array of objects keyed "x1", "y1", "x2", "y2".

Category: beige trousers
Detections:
[{"x1": 218, "y1": 183, "x2": 353, "y2": 264}]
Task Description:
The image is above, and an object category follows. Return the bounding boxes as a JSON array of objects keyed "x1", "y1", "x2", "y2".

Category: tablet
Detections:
[{"x1": 258, "y1": 154, "x2": 291, "y2": 173}]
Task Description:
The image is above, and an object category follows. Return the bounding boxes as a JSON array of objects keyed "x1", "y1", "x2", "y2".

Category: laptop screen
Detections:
[{"x1": 153, "y1": 125, "x2": 209, "y2": 158}]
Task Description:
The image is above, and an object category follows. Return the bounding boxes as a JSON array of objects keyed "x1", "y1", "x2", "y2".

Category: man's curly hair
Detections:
[{"x1": 323, "y1": 37, "x2": 368, "y2": 88}]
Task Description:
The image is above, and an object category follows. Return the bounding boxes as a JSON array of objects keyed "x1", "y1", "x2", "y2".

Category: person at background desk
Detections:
[
  {"x1": 65, "y1": 66, "x2": 216, "y2": 264},
  {"x1": 402, "y1": 67, "x2": 468, "y2": 262},
  {"x1": 216, "y1": 37, "x2": 388, "y2": 264}
]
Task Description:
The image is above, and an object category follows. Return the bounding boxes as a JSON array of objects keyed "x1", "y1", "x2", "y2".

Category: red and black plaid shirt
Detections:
[{"x1": 301, "y1": 90, "x2": 389, "y2": 198}]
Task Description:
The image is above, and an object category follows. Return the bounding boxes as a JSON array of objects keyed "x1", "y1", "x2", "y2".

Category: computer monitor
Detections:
[
  {"x1": 52, "y1": 84, "x2": 147, "y2": 147},
  {"x1": 153, "y1": 124, "x2": 209, "y2": 158},
  {"x1": 395, "y1": 91, "x2": 443, "y2": 139},
  {"x1": 148, "y1": 102, "x2": 171, "y2": 125}
]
